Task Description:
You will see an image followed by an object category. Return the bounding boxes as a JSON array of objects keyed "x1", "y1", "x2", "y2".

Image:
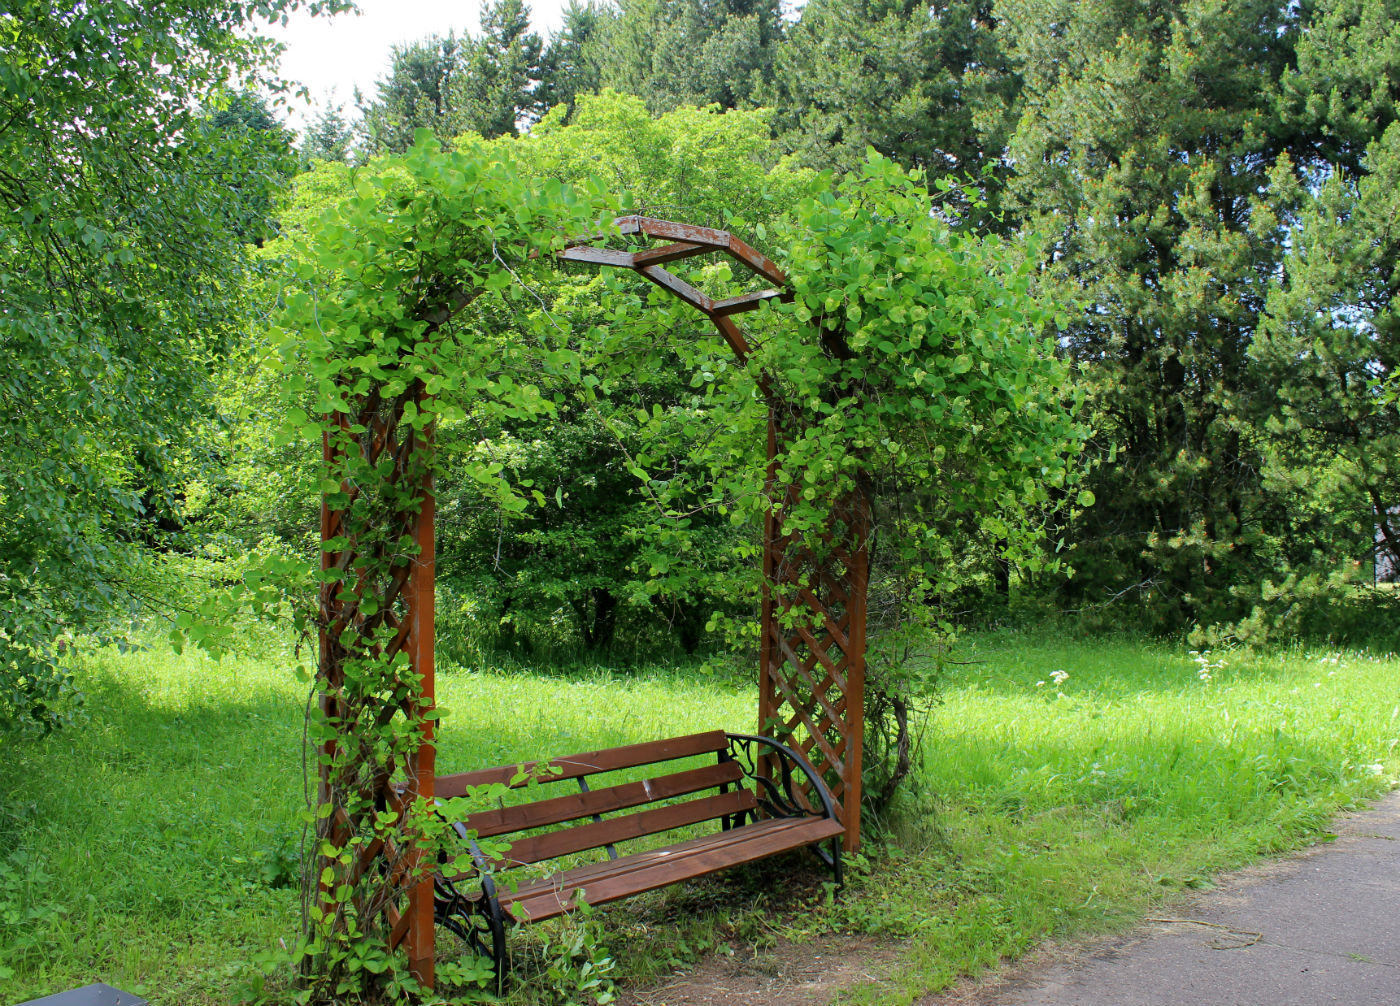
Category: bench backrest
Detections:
[{"x1": 434, "y1": 730, "x2": 754, "y2": 869}]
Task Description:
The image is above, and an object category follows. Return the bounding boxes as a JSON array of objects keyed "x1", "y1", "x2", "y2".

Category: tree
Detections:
[
  {"x1": 591, "y1": 0, "x2": 783, "y2": 113},
  {"x1": 432, "y1": 93, "x2": 811, "y2": 654},
  {"x1": 456, "y1": 0, "x2": 546, "y2": 136},
  {"x1": 989, "y1": 0, "x2": 1314, "y2": 633},
  {"x1": 537, "y1": 0, "x2": 611, "y2": 119},
  {"x1": 204, "y1": 90, "x2": 297, "y2": 245},
  {"x1": 301, "y1": 98, "x2": 355, "y2": 163},
  {"x1": 0, "y1": 0, "x2": 342, "y2": 733},
  {"x1": 772, "y1": 0, "x2": 1017, "y2": 222},
  {"x1": 1248, "y1": 0, "x2": 1400, "y2": 632},
  {"x1": 357, "y1": 33, "x2": 468, "y2": 153}
]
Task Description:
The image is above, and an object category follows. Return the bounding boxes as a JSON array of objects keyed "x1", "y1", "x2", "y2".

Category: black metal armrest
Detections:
[{"x1": 724, "y1": 732, "x2": 841, "y2": 824}]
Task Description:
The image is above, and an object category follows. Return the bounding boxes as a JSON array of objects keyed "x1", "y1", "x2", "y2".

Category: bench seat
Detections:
[
  {"x1": 432, "y1": 730, "x2": 844, "y2": 987},
  {"x1": 499, "y1": 814, "x2": 846, "y2": 923}
]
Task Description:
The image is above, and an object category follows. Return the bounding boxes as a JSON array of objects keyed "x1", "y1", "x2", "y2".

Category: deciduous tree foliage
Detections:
[{"x1": 0, "y1": 0, "x2": 341, "y2": 733}]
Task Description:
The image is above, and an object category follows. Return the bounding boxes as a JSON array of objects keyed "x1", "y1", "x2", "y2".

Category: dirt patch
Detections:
[{"x1": 616, "y1": 934, "x2": 902, "y2": 1006}]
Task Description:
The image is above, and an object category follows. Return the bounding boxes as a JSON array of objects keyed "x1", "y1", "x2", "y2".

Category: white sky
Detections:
[{"x1": 265, "y1": 0, "x2": 575, "y2": 129}]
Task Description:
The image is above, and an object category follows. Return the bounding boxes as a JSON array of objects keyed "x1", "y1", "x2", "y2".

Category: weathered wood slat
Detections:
[
  {"x1": 506, "y1": 817, "x2": 815, "y2": 900},
  {"x1": 435, "y1": 730, "x2": 729, "y2": 798},
  {"x1": 711, "y1": 314, "x2": 752, "y2": 359},
  {"x1": 557, "y1": 246, "x2": 637, "y2": 267},
  {"x1": 726, "y1": 233, "x2": 788, "y2": 285},
  {"x1": 504, "y1": 816, "x2": 844, "y2": 922},
  {"x1": 632, "y1": 241, "x2": 710, "y2": 267},
  {"x1": 503, "y1": 789, "x2": 756, "y2": 868},
  {"x1": 638, "y1": 265, "x2": 714, "y2": 313},
  {"x1": 631, "y1": 217, "x2": 731, "y2": 247},
  {"x1": 463, "y1": 761, "x2": 742, "y2": 839},
  {"x1": 711, "y1": 289, "x2": 787, "y2": 317}
]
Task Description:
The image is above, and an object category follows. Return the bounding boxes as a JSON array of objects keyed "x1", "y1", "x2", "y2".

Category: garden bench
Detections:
[{"x1": 431, "y1": 729, "x2": 844, "y2": 981}]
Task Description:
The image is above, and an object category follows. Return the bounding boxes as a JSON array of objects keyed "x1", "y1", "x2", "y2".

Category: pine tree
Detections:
[
  {"x1": 772, "y1": 0, "x2": 1016, "y2": 220},
  {"x1": 1254, "y1": 0, "x2": 1400, "y2": 582},
  {"x1": 456, "y1": 0, "x2": 544, "y2": 137},
  {"x1": 591, "y1": 0, "x2": 783, "y2": 113},
  {"x1": 357, "y1": 33, "x2": 467, "y2": 153},
  {"x1": 996, "y1": 0, "x2": 1306, "y2": 631},
  {"x1": 537, "y1": 1, "x2": 611, "y2": 119},
  {"x1": 302, "y1": 99, "x2": 354, "y2": 163}
]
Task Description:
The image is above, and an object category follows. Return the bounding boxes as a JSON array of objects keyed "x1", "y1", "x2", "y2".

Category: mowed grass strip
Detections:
[{"x1": 3, "y1": 631, "x2": 1399, "y2": 1004}]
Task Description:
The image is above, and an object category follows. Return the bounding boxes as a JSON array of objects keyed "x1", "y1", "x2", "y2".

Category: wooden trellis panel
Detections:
[
  {"x1": 759, "y1": 421, "x2": 869, "y2": 851},
  {"x1": 318, "y1": 386, "x2": 438, "y2": 985}
]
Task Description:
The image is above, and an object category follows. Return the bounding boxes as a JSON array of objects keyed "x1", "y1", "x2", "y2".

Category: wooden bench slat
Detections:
[
  {"x1": 503, "y1": 788, "x2": 757, "y2": 868},
  {"x1": 504, "y1": 816, "x2": 845, "y2": 922},
  {"x1": 506, "y1": 816, "x2": 821, "y2": 892},
  {"x1": 463, "y1": 761, "x2": 743, "y2": 839},
  {"x1": 436, "y1": 730, "x2": 729, "y2": 798}
]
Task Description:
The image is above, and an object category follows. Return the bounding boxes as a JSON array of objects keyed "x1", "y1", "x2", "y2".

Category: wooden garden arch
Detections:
[{"x1": 318, "y1": 217, "x2": 869, "y2": 986}]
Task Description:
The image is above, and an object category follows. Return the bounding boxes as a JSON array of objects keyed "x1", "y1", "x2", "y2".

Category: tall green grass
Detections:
[
  {"x1": 0, "y1": 642, "x2": 749, "y2": 1004},
  {"x1": 2, "y1": 630, "x2": 1397, "y2": 1004},
  {"x1": 835, "y1": 630, "x2": 1400, "y2": 1002}
]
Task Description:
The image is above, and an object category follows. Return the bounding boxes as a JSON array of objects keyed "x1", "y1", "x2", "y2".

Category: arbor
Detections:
[
  {"x1": 0, "y1": 0, "x2": 342, "y2": 732},
  {"x1": 267, "y1": 121, "x2": 1085, "y2": 995}
]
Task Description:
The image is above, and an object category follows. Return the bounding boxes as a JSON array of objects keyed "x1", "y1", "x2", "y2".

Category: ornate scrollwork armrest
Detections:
[{"x1": 724, "y1": 732, "x2": 841, "y2": 824}]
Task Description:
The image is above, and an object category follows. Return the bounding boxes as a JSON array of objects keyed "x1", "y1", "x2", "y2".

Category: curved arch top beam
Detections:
[{"x1": 558, "y1": 215, "x2": 794, "y2": 361}]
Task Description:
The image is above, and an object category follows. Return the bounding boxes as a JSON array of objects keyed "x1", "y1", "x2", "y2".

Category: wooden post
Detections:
[
  {"x1": 842, "y1": 489, "x2": 869, "y2": 852},
  {"x1": 758, "y1": 409, "x2": 780, "y2": 748},
  {"x1": 403, "y1": 442, "x2": 437, "y2": 988}
]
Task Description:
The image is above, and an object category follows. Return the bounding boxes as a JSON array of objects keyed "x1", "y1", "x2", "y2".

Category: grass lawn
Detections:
[{"x1": 1, "y1": 629, "x2": 1397, "y2": 1004}]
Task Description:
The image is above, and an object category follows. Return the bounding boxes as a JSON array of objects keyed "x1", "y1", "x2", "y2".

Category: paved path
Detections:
[{"x1": 934, "y1": 791, "x2": 1400, "y2": 1006}]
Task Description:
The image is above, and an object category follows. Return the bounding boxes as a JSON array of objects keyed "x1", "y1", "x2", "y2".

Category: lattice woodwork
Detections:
[
  {"x1": 318, "y1": 385, "x2": 437, "y2": 984},
  {"x1": 758, "y1": 422, "x2": 869, "y2": 850}
]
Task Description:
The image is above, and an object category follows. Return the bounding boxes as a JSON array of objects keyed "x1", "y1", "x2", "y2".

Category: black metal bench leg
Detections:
[
  {"x1": 480, "y1": 874, "x2": 509, "y2": 994},
  {"x1": 433, "y1": 873, "x2": 510, "y2": 994}
]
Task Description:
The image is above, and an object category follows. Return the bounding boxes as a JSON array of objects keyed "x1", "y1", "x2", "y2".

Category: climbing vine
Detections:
[
  {"x1": 270, "y1": 133, "x2": 612, "y2": 1000},
  {"x1": 634, "y1": 154, "x2": 1092, "y2": 808}
]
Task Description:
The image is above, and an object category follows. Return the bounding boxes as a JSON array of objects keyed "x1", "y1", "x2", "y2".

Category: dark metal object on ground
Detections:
[
  {"x1": 433, "y1": 729, "x2": 844, "y2": 989},
  {"x1": 15, "y1": 983, "x2": 148, "y2": 1006}
]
